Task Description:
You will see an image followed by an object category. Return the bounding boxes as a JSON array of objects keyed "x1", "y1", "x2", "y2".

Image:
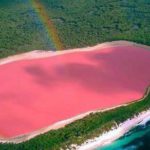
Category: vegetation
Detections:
[
  {"x1": 36, "y1": 0, "x2": 150, "y2": 48},
  {"x1": 0, "y1": 87, "x2": 150, "y2": 150},
  {"x1": 0, "y1": 0, "x2": 150, "y2": 58},
  {"x1": 0, "y1": 0, "x2": 55, "y2": 58},
  {"x1": 0, "y1": 1, "x2": 150, "y2": 149}
]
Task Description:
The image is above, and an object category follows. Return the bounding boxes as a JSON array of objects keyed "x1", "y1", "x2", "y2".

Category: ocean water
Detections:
[{"x1": 96, "y1": 121, "x2": 150, "y2": 150}]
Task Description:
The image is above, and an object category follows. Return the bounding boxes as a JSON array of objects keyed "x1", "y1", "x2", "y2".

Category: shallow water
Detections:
[{"x1": 96, "y1": 121, "x2": 150, "y2": 150}]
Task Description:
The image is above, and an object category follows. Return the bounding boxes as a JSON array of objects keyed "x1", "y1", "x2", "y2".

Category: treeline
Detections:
[
  {"x1": 41, "y1": 0, "x2": 150, "y2": 49},
  {"x1": 0, "y1": 0, "x2": 55, "y2": 58},
  {"x1": 0, "y1": 0, "x2": 150, "y2": 58},
  {"x1": 0, "y1": 87, "x2": 150, "y2": 150}
]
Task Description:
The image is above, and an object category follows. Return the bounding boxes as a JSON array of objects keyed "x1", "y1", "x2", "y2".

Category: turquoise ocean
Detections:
[{"x1": 96, "y1": 120, "x2": 150, "y2": 150}]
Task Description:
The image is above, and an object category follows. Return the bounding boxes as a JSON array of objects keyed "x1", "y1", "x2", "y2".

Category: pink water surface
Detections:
[{"x1": 0, "y1": 45, "x2": 150, "y2": 137}]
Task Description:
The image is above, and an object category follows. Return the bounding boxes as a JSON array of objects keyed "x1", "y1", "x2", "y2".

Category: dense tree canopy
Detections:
[{"x1": 0, "y1": 0, "x2": 150, "y2": 58}]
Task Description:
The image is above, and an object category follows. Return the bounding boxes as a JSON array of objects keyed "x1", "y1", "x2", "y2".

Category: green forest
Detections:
[
  {"x1": 0, "y1": 87, "x2": 150, "y2": 150},
  {"x1": 0, "y1": 0, "x2": 55, "y2": 58},
  {"x1": 0, "y1": 0, "x2": 150, "y2": 58},
  {"x1": 42, "y1": 0, "x2": 150, "y2": 48}
]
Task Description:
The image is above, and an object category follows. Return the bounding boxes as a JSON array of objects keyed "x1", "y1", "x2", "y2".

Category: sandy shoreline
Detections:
[
  {"x1": 0, "y1": 40, "x2": 150, "y2": 65},
  {"x1": 72, "y1": 109, "x2": 150, "y2": 150}
]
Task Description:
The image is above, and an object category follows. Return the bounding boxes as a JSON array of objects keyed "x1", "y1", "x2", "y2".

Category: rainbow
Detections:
[{"x1": 31, "y1": 0, "x2": 64, "y2": 50}]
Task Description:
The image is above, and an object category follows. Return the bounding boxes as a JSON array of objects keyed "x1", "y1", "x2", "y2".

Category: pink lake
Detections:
[{"x1": 0, "y1": 45, "x2": 150, "y2": 138}]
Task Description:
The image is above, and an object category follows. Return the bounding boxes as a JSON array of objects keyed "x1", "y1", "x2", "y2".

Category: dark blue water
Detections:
[{"x1": 96, "y1": 121, "x2": 150, "y2": 150}]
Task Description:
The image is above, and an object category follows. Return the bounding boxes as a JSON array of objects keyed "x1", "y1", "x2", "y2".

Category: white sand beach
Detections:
[{"x1": 71, "y1": 110, "x2": 150, "y2": 150}]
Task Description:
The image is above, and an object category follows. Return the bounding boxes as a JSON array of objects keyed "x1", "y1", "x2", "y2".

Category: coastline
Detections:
[{"x1": 72, "y1": 110, "x2": 150, "y2": 150}]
